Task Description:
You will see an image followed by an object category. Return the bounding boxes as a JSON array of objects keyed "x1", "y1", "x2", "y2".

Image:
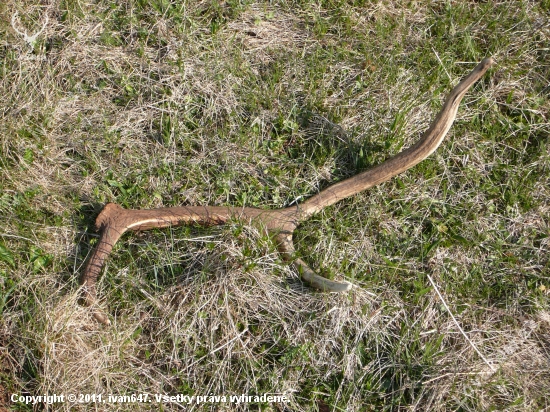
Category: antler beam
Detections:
[{"x1": 81, "y1": 58, "x2": 493, "y2": 324}]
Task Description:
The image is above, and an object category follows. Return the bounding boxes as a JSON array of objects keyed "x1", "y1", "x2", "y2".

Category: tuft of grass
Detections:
[{"x1": 1, "y1": 0, "x2": 549, "y2": 411}]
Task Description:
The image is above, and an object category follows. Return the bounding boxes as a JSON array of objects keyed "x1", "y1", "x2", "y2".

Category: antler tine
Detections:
[
  {"x1": 299, "y1": 58, "x2": 494, "y2": 218},
  {"x1": 276, "y1": 233, "x2": 353, "y2": 291},
  {"x1": 80, "y1": 58, "x2": 493, "y2": 324}
]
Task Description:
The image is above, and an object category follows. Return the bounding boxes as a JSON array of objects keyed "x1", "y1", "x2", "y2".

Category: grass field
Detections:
[{"x1": 1, "y1": 0, "x2": 549, "y2": 410}]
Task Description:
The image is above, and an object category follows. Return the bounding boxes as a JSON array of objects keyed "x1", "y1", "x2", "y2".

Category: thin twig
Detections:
[
  {"x1": 427, "y1": 274, "x2": 496, "y2": 372},
  {"x1": 0, "y1": 233, "x2": 34, "y2": 242},
  {"x1": 432, "y1": 47, "x2": 452, "y2": 82}
]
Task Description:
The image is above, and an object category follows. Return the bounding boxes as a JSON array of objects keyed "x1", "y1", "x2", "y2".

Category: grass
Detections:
[{"x1": 0, "y1": 0, "x2": 549, "y2": 410}]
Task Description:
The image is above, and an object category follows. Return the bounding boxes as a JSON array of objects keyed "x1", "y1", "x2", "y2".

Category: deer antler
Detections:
[
  {"x1": 81, "y1": 58, "x2": 493, "y2": 324},
  {"x1": 11, "y1": 11, "x2": 49, "y2": 48}
]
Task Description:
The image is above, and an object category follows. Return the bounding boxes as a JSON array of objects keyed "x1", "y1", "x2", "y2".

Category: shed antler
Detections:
[{"x1": 81, "y1": 58, "x2": 493, "y2": 324}]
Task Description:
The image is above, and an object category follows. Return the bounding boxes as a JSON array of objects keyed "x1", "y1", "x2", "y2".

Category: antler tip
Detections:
[
  {"x1": 337, "y1": 281, "x2": 354, "y2": 292},
  {"x1": 479, "y1": 57, "x2": 494, "y2": 70}
]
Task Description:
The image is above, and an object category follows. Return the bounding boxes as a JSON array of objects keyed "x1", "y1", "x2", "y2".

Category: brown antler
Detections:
[{"x1": 81, "y1": 58, "x2": 493, "y2": 324}]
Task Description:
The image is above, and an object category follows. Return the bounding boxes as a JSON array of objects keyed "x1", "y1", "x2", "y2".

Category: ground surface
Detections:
[{"x1": 0, "y1": 0, "x2": 549, "y2": 411}]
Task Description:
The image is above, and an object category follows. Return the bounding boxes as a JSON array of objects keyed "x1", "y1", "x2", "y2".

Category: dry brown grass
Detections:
[{"x1": 1, "y1": 0, "x2": 549, "y2": 411}]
